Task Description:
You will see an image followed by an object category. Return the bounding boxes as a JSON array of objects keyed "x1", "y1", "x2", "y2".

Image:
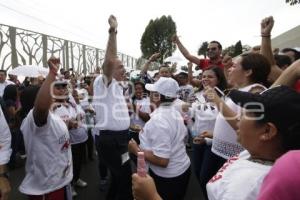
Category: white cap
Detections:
[
  {"x1": 174, "y1": 70, "x2": 188, "y2": 76},
  {"x1": 145, "y1": 77, "x2": 179, "y2": 98}
]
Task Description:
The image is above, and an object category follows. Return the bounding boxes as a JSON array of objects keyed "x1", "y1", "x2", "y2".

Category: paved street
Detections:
[{"x1": 9, "y1": 152, "x2": 204, "y2": 200}]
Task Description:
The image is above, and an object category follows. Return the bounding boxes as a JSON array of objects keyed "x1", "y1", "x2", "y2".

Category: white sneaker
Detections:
[
  {"x1": 75, "y1": 179, "x2": 87, "y2": 188},
  {"x1": 71, "y1": 186, "x2": 78, "y2": 197}
]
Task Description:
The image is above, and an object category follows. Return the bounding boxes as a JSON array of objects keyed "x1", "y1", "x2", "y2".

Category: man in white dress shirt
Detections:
[{"x1": 92, "y1": 15, "x2": 132, "y2": 200}]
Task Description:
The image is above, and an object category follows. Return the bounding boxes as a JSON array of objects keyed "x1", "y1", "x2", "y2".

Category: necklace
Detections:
[{"x1": 248, "y1": 157, "x2": 275, "y2": 166}]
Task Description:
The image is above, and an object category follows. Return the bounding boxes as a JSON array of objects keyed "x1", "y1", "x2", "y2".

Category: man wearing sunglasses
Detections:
[{"x1": 172, "y1": 35, "x2": 223, "y2": 70}]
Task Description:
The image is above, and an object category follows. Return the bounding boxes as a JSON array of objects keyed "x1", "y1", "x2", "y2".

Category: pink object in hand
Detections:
[{"x1": 137, "y1": 152, "x2": 146, "y2": 177}]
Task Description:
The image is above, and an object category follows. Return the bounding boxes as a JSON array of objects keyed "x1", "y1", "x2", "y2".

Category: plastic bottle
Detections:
[
  {"x1": 184, "y1": 113, "x2": 197, "y2": 137},
  {"x1": 137, "y1": 151, "x2": 146, "y2": 177}
]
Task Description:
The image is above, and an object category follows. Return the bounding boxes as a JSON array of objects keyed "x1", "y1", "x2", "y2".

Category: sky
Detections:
[{"x1": 0, "y1": 0, "x2": 299, "y2": 61}]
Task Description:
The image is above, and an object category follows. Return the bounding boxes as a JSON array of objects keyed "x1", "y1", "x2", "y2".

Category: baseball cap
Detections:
[
  {"x1": 174, "y1": 70, "x2": 188, "y2": 76},
  {"x1": 145, "y1": 77, "x2": 179, "y2": 98},
  {"x1": 228, "y1": 85, "x2": 300, "y2": 131}
]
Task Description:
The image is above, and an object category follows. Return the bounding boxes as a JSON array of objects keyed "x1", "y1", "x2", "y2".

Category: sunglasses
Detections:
[{"x1": 207, "y1": 47, "x2": 217, "y2": 51}]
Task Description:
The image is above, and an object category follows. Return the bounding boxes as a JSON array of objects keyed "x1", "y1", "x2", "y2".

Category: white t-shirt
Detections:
[
  {"x1": 53, "y1": 103, "x2": 88, "y2": 144},
  {"x1": 130, "y1": 97, "x2": 151, "y2": 128},
  {"x1": 69, "y1": 104, "x2": 88, "y2": 144},
  {"x1": 19, "y1": 110, "x2": 72, "y2": 195},
  {"x1": 0, "y1": 107, "x2": 11, "y2": 165},
  {"x1": 207, "y1": 151, "x2": 272, "y2": 200},
  {"x1": 190, "y1": 91, "x2": 219, "y2": 141},
  {"x1": 92, "y1": 75, "x2": 130, "y2": 133},
  {"x1": 177, "y1": 84, "x2": 194, "y2": 102},
  {"x1": 139, "y1": 105, "x2": 191, "y2": 178},
  {"x1": 212, "y1": 84, "x2": 265, "y2": 159}
]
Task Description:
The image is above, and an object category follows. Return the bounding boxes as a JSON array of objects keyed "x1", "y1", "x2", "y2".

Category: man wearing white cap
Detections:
[{"x1": 129, "y1": 77, "x2": 191, "y2": 200}]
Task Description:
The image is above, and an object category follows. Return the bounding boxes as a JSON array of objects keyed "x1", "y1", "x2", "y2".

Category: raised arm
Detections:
[
  {"x1": 204, "y1": 87, "x2": 239, "y2": 130},
  {"x1": 222, "y1": 54, "x2": 233, "y2": 83},
  {"x1": 272, "y1": 59, "x2": 300, "y2": 87},
  {"x1": 33, "y1": 57, "x2": 59, "y2": 126},
  {"x1": 102, "y1": 15, "x2": 118, "y2": 84},
  {"x1": 141, "y1": 53, "x2": 160, "y2": 75},
  {"x1": 187, "y1": 62, "x2": 201, "y2": 87},
  {"x1": 260, "y1": 16, "x2": 282, "y2": 83},
  {"x1": 172, "y1": 34, "x2": 201, "y2": 65}
]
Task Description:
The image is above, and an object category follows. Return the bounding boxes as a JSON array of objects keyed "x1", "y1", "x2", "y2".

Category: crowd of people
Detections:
[{"x1": 0, "y1": 14, "x2": 300, "y2": 200}]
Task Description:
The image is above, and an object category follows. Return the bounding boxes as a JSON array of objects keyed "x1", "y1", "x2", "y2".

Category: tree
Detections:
[
  {"x1": 223, "y1": 40, "x2": 248, "y2": 57},
  {"x1": 242, "y1": 45, "x2": 251, "y2": 53},
  {"x1": 234, "y1": 40, "x2": 243, "y2": 57},
  {"x1": 197, "y1": 41, "x2": 208, "y2": 59},
  {"x1": 222, "y1": 45, "x2": 235, "y2": 57},
  {"x1": 286, "y1": 0, "x2": 300, "y2": 5},
  {"x1": 140, "y1": 15, "x2": 177, "y2": 63}
]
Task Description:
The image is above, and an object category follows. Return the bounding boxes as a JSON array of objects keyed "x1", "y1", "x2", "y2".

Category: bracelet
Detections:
[
  {"x1": 261, "y1": 34, "x2": 271, "y2": 37},
  {"x1": 109, "y1": 27, "x2": 117, "y2": 34}
]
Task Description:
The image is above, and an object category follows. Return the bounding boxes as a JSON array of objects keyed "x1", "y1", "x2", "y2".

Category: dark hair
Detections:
[
  {"x1": 240, "y1": 53, "x2": 271, "y2": 86},
  {"x1": 160, "y1": 94, "x2": 176, "y2": 104},
  {"x1": 131, "y1": 81, "x2": 147, "y2": 102},
  {"x1": 274, "y1": 54, "x2": 292, "y2": 69},
  {"x1": 281, "y1": 123, "x2": 300, "y2": 151},
  {"x1": 203, "y1": 66, "x2": 228, "y2": 91},
  {"x1": 0, "y1": 70, "x2": 7, "y2": 75},
  {"x1": 282, "y1": 48, "x2": 300, "y2": 61},
  {"x1": 210, "y1": 41, "x2": 222, "y2": 50},
  {"x1": 159, "y1": 65, "x2": 170, "y2": 72},
  {"x1": 3, "y1": 85, "x2": 18, "y2": 102},
  {"x1": 254, "y1": 114, "x2": 300, "y2": 151},
  {"x1": 177, "y1": 72, "x2": 188, "y2": 78},
  {"x1": 84, "y1": 76, "x2": 92, "y2": 86},
  {"x1": 19, "y1": 85, "x2": 40, "y2": 119}
]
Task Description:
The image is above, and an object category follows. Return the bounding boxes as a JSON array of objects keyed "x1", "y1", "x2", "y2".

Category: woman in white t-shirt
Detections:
[
  {"x1": 129, "y1": 81, "x2": 151, "y2": 143},
  {"x1": 201, "y1": 54, "x2": 271, "y2": 198},
  {"x1": 130, "y1": 85, "x2": 300, "y2": 200},
  {"x1": 128, "y1": 77, "x2": 191, "y2": 200},
  {"x1": 52, "y1": 84, "x2": 88, "y2": 197},
  {"x1": 206, "y1": 85, "x2": 300, "y2": 200},
  {"x1": 19, "y1": 57, "x2": 73, "y2": 200},
  {"x1": 188, "y1": 66, "x2": 227, "y2": 197}
]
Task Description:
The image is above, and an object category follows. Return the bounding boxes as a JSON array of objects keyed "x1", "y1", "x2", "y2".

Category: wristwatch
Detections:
[{"x1": 0, "y1": 172, "x2": 9, "y2": 179}]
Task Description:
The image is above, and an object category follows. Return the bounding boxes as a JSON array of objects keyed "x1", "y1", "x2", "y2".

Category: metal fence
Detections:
[{"x1": 0, "y1": 23, "x2": 144, "y2": 74}]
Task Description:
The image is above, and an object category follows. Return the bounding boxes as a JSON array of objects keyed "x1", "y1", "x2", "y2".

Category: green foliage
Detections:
[
  {"x1": 286, "y1": 0, "x2": 300, "y2": 5},
  {"x1": 197, "y1": 41, "x2": 208, "y2": 58},
  {"x1": 140, "y1": 15, "x2": 177, "y2": 63},
  {"x1": 234, "y1": 40, "x2": 243, "y2": 57},
  {"x1": 223, "y1": 40, "x2": 248, "y2": 57},
  {"x1": 222, "y1": 45, "x2": 235, "y2": 57}
]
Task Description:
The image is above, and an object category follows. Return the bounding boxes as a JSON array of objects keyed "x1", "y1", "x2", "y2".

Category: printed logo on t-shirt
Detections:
[
  {"x1": 209, "y1": 156, "x2": 239, "y2": 183},
  {"x1": 59, "y1": 134, "x2": 70, "y2": 152}
]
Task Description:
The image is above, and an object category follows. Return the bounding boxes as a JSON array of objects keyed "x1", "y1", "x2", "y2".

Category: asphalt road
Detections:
[{"x1": 9, "y1": 151, "x2": 204, "y2": 200}]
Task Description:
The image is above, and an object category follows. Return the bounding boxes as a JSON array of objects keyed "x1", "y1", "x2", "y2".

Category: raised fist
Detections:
[
  {"x1": 47, "y1": 56, "x2": 60, "y2": 74},
  {"x1": 108, "y1": 15, "x2": 118, "y2": 29},
  {"x1": 261, "y1": 16, "x2": 274, "y2": 36}
]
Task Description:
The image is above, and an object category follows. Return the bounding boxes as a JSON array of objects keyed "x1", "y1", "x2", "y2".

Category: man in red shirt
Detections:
[{"x1": 172, "y1": 35, "x2": 223, "y2": 70}]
